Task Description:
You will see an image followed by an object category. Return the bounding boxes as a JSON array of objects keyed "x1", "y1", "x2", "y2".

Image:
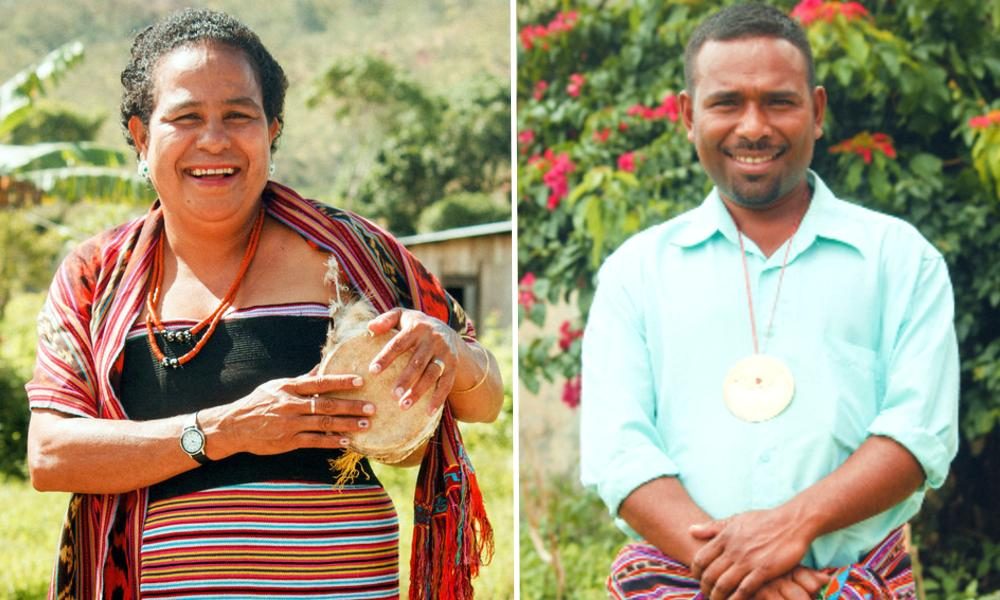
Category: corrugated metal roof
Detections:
[{"x1": 397, "y1": 220, "x2": 512, "y2": 246}]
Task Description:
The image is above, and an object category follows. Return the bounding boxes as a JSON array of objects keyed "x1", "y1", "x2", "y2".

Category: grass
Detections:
[{"x1": 0, "y1": 478, "x2": 68, "y2": 599}]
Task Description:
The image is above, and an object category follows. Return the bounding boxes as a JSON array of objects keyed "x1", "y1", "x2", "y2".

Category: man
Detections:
[{"x1": 580, "y1": 4, "x2": 959, "y2": 599}]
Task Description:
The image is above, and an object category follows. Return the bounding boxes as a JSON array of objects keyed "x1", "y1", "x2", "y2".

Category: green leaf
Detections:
[
  {"x1": 0, "y1": 41, "x2": 84, "y2": 137},
  {"x1": 832, "y1": 58, "x2": 853, "y2": 87},
  {"x1": 528, "y1": 301, "x2": 547, "y2": 327},
  {"x1": 910, "y1": 153, "x2": 942, "y2": 177},
  {"x1": 845, "y1": 159, "x2": 864, "y2": 191},
  {"x1": 844, "y1": 27, "x2": 869, "y2": 65},
  {"x1": 583, "y1": 196, "x2": 605, "y2": 268},
  {"x1": 869, "y1": 165, "x2": 891, "y2": 201}
]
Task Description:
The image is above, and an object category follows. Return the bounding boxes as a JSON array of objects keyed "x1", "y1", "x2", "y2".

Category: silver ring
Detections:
[
  {"x1": 310, "y1": 394, "x2": 318, "y2": 414},
  {"x1": 431, "y1": 358, "x2": 446, "y2": 377}
]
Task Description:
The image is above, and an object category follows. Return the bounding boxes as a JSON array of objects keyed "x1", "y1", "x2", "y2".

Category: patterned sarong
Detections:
[{"x1": 608, "y1": 527, "x2": 915, "y2": 599}]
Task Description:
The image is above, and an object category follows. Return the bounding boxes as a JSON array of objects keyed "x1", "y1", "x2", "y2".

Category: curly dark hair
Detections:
[
  {"x1": 684, "y1": 3, "x2": 816, "y2": 96},
  {"x1": 120, "y1": 8, "x2": 288, "y2": 153}
]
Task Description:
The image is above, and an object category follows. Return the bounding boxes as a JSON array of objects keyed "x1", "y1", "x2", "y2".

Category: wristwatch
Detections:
[{"x1": 180, "y1": 411, "x2": 210, "y2": 465}]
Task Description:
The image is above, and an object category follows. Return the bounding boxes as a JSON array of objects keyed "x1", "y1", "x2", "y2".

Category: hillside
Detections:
[{"x1": 0, "y1": 0, "x2": 510, "y2": 201}]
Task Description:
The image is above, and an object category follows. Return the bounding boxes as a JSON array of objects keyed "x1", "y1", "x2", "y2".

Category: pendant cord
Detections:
[{"x1": 737, "y1": 224, "x2": 799, "y2": 355}]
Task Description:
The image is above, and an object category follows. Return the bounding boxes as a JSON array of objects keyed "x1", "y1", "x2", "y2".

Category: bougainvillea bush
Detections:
[{"x1": 518, "y1": 0, "x2": 1000, "y2": 595}]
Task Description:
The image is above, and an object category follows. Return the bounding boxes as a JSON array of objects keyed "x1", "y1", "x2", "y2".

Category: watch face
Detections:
[{"x1": 181, "y1": 428, "x2": 205, "y2": 454}]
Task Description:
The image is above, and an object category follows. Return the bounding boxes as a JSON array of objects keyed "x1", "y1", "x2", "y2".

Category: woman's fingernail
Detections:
[
  {"x1": 358, "y1": 419, "x2": 369, "y2": 429},
  {"x1": 363, "y1": 403, "x2": 375, "y2": 415},
  {"x1": 393, "y1": 386, "x2": 404, "y2": 399},
  {"x1": 369, "y1": 363, "x2": 381, "y2": 374},
  {"x1": 400, "y1": 398, "x2": 413, "y2": 410},
  {"x1": 352, "y1": 376, "x2": 364, "y2": 386}
]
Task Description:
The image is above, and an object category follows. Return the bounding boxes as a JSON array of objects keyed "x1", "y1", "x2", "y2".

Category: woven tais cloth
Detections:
[{"x1": 609, "y1": 526, "x2": 915, "y2": 599}]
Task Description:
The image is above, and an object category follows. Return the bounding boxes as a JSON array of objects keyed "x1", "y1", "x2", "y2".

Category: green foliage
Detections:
[
  {"x1": 0, "y1": 44, "x2": 153, "y2": 205},
  {"x1": 517, "y1": 0, "x2": 1000, "y2": 594},
  {"x1": 309, "y1": 55, "x2": 443, "y2": 125},
  {"x1": 312, "y1": 58, "x2": 511, "y2": 235},
  {"x1": 7, "y1": 101, "x2": 104, "y2": 144},
  {"x1": 921, "y1": 538, "x2": 1000, "y2": 600},
  {"x1": 0, "y1": 41, "x2": 84, "y2": 138},
  {"x1": 519, "y1": 472, "x2": 626, "y2": 599},
  {"x1": 416, "y1": 192, "x2": 510, "y2": 233},
  {"x1": 0, "y1": 362, "x2": 30, "y2": 479}
]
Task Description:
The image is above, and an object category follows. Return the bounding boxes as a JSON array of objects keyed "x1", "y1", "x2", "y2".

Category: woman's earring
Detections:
[
  {"x1": 137, "y1": 159, "x2": 150, "y2": 180},
  {"x1": 268, "y1": 160, "x2": 276, "y2": 177}
]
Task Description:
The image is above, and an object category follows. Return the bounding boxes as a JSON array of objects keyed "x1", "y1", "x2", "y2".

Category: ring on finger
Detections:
[
  {"x1": 311, "y1": 394, "x2": 318, "y2": 414},
  {"x1": 431, "y1": 357, "x2": 446, "y2": 377}
]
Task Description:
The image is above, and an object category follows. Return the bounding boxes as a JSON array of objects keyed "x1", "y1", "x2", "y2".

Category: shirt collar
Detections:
[{"x1": 668, "y1": 171, "x2": 867, "y2": 258}]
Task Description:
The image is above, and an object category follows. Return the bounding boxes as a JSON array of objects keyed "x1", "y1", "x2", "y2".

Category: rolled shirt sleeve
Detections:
[
  {"x1": 580, "y1": 243, "x2": 679, "y2": 519},
  {"x1": 867, "y1": 248, "x2": 960, "y2": 490}
]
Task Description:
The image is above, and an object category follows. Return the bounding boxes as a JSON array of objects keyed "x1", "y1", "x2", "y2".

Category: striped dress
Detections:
[{"x1": 119, "y1": 304, "x2": 399, "y2": 598}]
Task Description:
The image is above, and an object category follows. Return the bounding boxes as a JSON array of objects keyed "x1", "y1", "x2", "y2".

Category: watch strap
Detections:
[{"x1": 181, "y1": 411, "x2": 210, "y2": 465}]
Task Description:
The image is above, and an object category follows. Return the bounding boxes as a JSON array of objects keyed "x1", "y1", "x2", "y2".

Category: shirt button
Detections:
[{"x1": 759, "y1": 452, "x2": 771, "y2": 463}]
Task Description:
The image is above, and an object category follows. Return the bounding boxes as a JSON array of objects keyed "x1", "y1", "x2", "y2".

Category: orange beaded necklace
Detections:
[{"x1": 145, "y1": 206, "x2": 266, "y2": 369}]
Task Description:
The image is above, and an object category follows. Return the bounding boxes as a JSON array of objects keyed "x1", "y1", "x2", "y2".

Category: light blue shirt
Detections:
[{"x1": 579, "y1": 173, "x2": 959, "y2": 568}]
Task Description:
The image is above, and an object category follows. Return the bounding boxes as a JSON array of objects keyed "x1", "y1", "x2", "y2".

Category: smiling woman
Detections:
[
  {"x1": 24, "y1": 8, "x2": 502, "y2": 600},
  {"x1": 128, "y1": 43, "x2": 278, "y2": 227}
]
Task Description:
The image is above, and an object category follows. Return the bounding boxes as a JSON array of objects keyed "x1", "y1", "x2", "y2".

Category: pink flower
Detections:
[
  {"x1": 548, "y1": 11, "x2": 579, "y2": 34},
  {"x1": 519, "y1": 24, "x2": 548, "y2": 51},
  {"x1": 561, "y1": 375, "x2": 582, "y2": 409},
  {"x1": 617, "y1": 152, "x2": 636, "y2": 173},
  {"x1": 626, "y1": 104, "x2": 647, "y2": 117},
  {"x1": 518, "y1": 129, "x2": 536, "y2": 147},
  {"x1": 627, "y1": 94, "x2": 680, "y2": 122},
  {"x1": 592, "y1": 128, "x2": 611, "y2": 143},
  {"x1": 659, "y1": 94, "x2": 680, "y2": 122},
  {"x1": 558, "y1": 320, "x2": 584, "y2": 351},
  {"x1": 519, "y1": 11, "x2": 579, "y2": 51},
  {"x1": 969, "y1": 115, "x2": 993, "y2": 129},
  {"x1": 969, "y1": 110, "x2": 1000, "y2": 130},
  {"x1": 618, "y1": 121, "x2": 629, "y2": 132},
  {"x1": 533, "y1": 80, "x2": 549, "y2": 101},
  {"x1": 518, "y1": 272, "x2": 537, "y2": 310},
  {"x1": 792, "y1": 0, "x2": 869, "y2": 26},
  {"x1": 567, "y1": 73, "x2": 586, "y2": 98},
  {"x1": 543, "y1": 153, "x2": 576, "y2": 210},
  {"x1": 791, "y1": 0, "x2": 824, "y2": 24}
]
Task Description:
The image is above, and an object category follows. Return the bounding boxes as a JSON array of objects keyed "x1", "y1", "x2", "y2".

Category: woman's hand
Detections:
[
  {"x1": 365, "y1": 308, "x2": 460, "y2": 415},
  {"x1": 203, "y1": 372, "x2": 374, "y2": 459}
]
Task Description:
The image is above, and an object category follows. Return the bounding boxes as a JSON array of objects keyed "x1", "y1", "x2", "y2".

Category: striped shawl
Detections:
[{"x1": 27, "y1": 181, "x2": 490, "y2": 599}]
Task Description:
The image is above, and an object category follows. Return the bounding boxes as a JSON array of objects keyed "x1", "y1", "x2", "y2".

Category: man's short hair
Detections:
[{"x1": 683, "y1": 3, "x2": 816, "y2": 94}]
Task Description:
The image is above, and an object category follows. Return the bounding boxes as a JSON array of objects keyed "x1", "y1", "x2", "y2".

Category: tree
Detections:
[
  {"x1": 517, "y1": 0, "x2": 1000, "y2": 594},
  {"x1": 310, "y1": 55, "x2": 511, "y2": 235},
  {"x1": 0, "y1": 41, "x2": 151, "y2": 207}
]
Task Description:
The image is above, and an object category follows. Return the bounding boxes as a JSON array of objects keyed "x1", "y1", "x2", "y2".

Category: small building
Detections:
[{"x1": 398, "y1": 221, "x2": 512, "y2": 331}]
